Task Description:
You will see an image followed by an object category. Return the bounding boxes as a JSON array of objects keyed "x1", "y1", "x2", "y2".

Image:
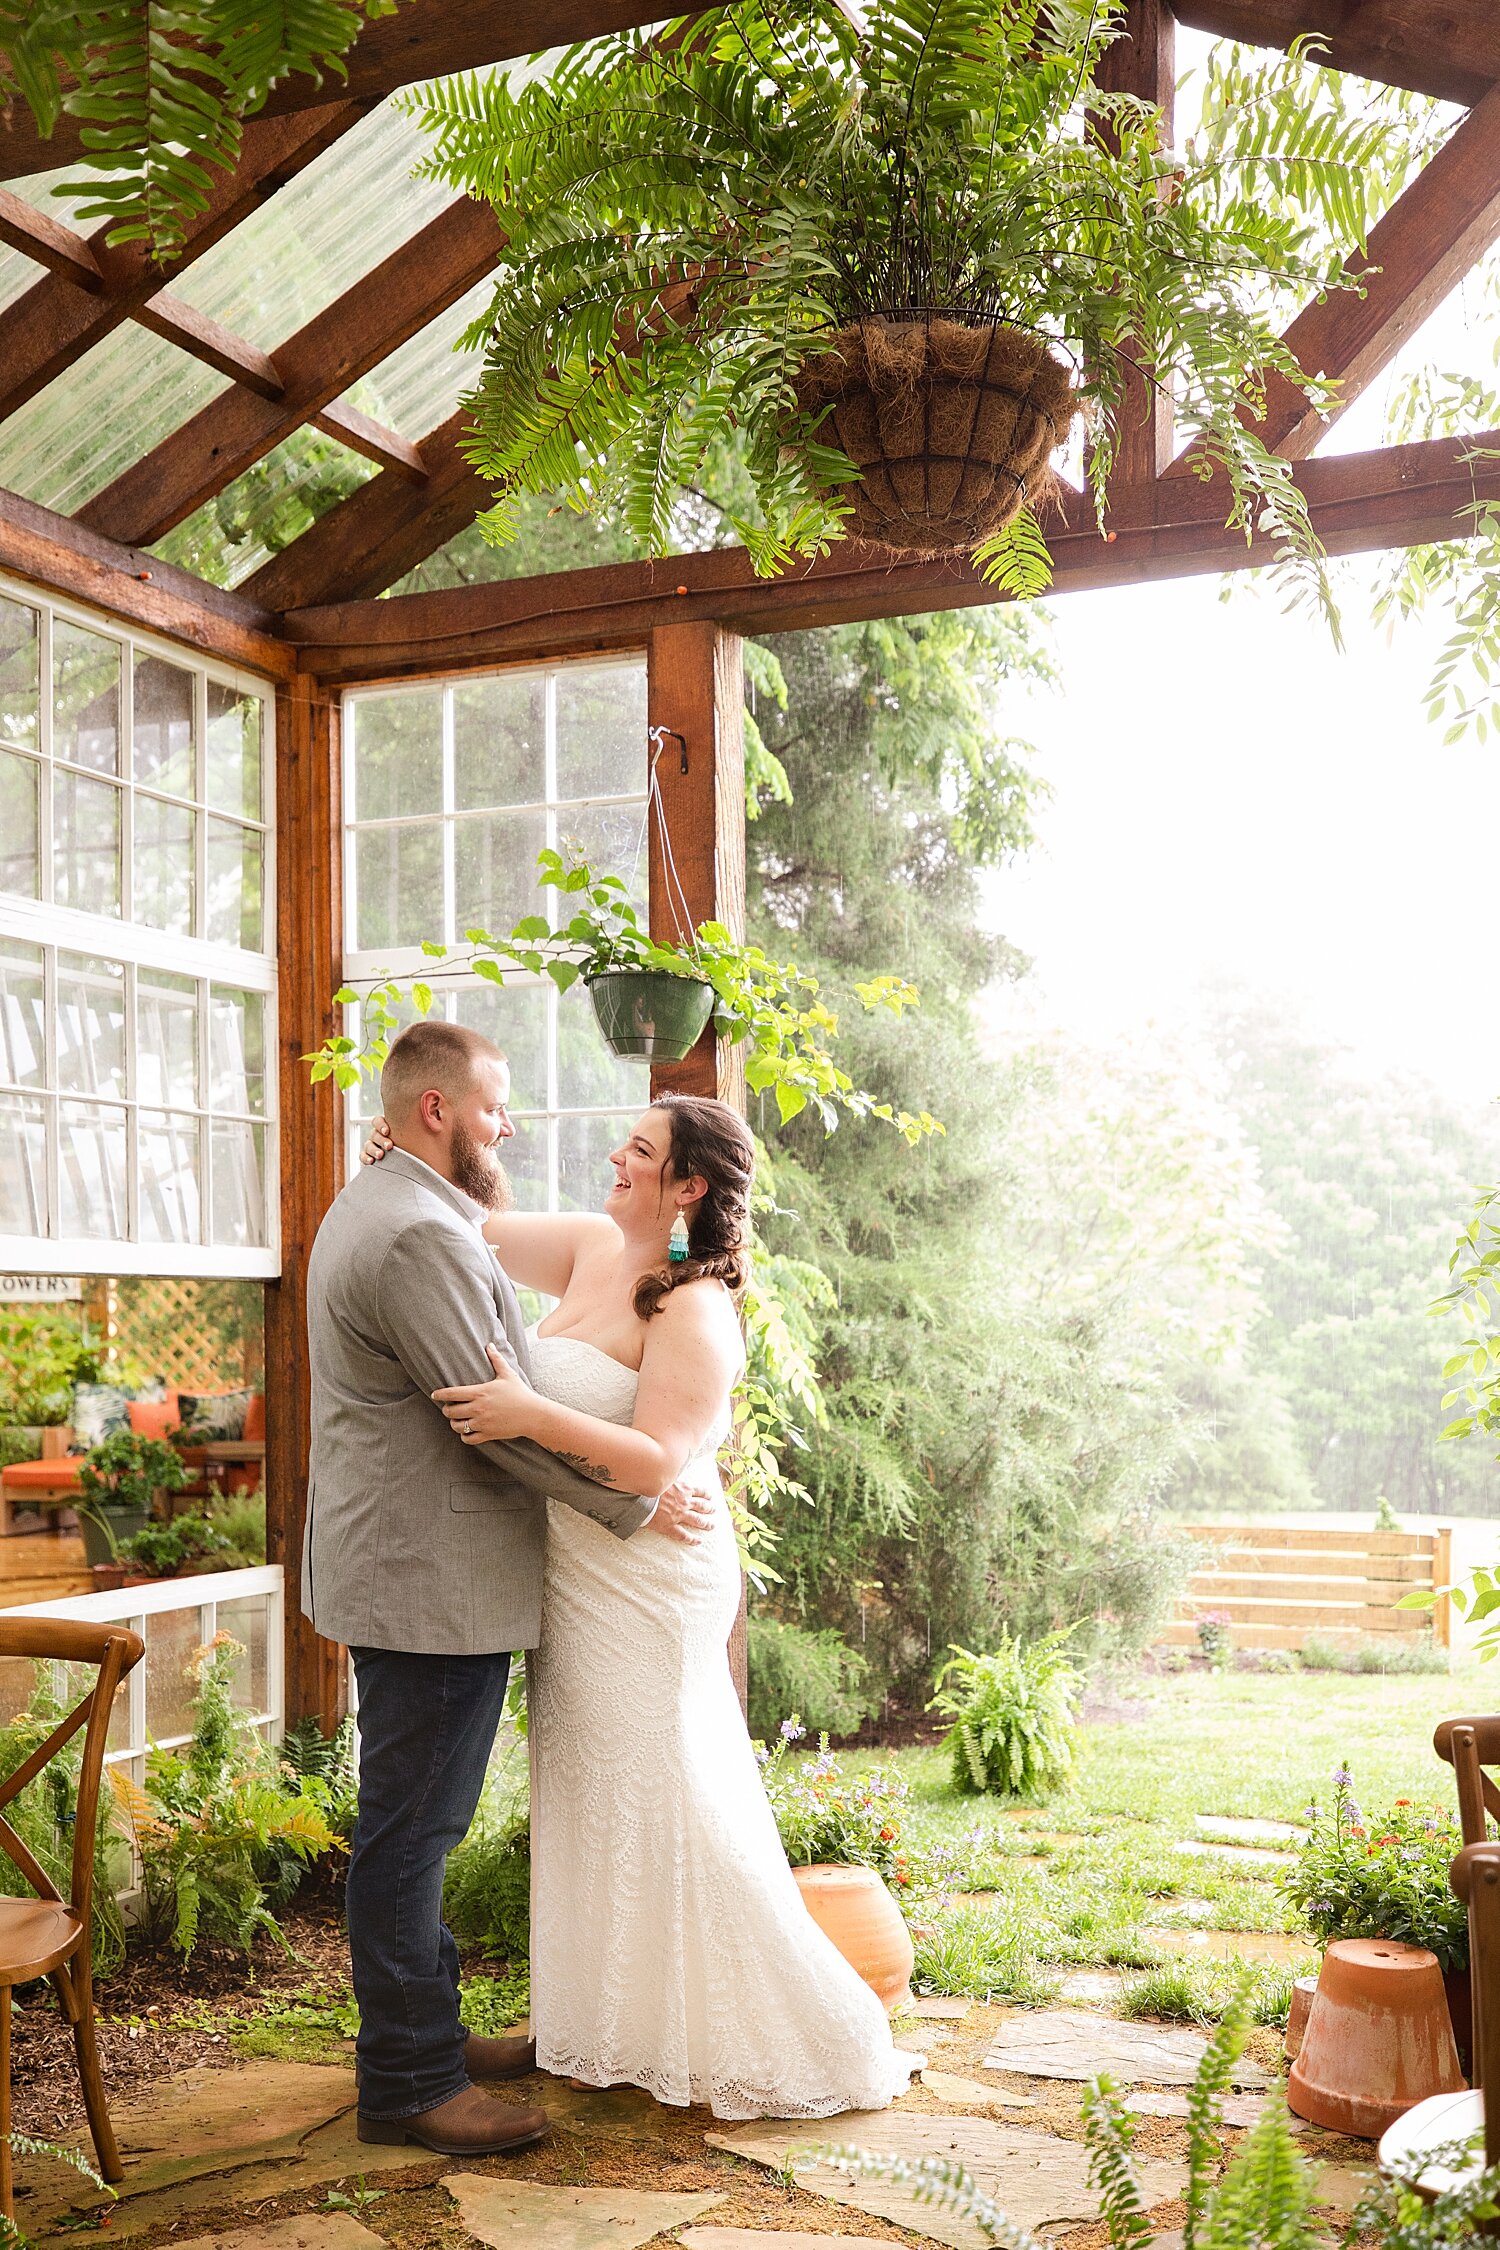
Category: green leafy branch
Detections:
[{"x1": 307, "y1": 845, "x2": 942, "y2": 1140}]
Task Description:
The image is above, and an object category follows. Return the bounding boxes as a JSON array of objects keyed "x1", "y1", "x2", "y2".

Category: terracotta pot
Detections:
[
  {"x1": 792, "y1": 1863, "x2": 914, "y2": 2011},
  {"x1": 1288, "y1": 1939, "x2": 1466, "y2": 2139},
  {"x1": 90, "y1": 1561, "x2": 125, "y2": 1592},
  {"x1": 1284, "y1": 1973, "x2": 1318, "y2": 2061}
]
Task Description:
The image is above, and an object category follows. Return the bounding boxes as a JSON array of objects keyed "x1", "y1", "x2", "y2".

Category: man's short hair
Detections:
[{"x1": 380, "y1": 1020, "x2": 504, "y2": 1123}]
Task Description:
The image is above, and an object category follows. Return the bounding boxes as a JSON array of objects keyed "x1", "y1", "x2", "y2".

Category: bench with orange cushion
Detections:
[{"x1": 0, "y1": 1392, "x2": 265, "y2": 1533}]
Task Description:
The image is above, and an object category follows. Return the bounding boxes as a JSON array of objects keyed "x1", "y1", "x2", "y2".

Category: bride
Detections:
[{"x1": 363, "y1": 1090, "x2": 914, "y2": 2121}]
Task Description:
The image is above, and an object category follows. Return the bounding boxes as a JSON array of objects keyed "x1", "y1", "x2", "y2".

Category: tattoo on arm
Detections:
[{"x1": 555, "y1": 1447, "x2": 626, "y2": 1488}]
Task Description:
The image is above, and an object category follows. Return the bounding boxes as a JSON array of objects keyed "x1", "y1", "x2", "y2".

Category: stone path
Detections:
[
  {"x1": 445, "y1": 2174, "x2": 724, "y2": 2248},
  {"x1": 983, "y1": 2009, "x2": 1268, "y2": 2088},
  {"x1": 681, "y1": 2234, "x2": 908, "y2": 2249},
  {"x1": 1173, "y1": 1838, "x2": 1287, "y2": 1868},
  {"x1": 1194, "y1": 1815, "x2": 1305, "y2": 1846},
  {"x1": 172, "y1": 2221, "x2": 387, "y2": 2250}
]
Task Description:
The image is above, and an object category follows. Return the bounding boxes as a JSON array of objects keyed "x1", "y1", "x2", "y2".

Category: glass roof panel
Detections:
[
  {"x1": 173, "y1": 98, "x2": 455, "y2": 349},
  {"x1": 150, "y1": 431, "x2": 377, "y2": 591},
  {"x1": 0, "y1": 164, "x2": 110, "y2": 315},
  {"x1": 0, "y1": 322, "x2": 226, "y2": 515},
  {"x1": 342, "y1": 278, "x2": 491, "y2": 439}
]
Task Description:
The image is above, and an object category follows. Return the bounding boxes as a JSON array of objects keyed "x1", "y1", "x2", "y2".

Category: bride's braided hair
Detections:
[{"x1": 632, "y1": 1094, "x2": 755, "y2": 1320}]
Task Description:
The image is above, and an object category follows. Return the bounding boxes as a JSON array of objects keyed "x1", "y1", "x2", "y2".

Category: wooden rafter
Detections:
[
  {"x1": 0, "y1": 103, "x2": 365, "y2": 423},
  {"x1": 0, "y1": 191, "x2": 104, "y2": 288},
  {"x1": 75, "y1": 199, "x2": 501, "y2": 547},
  {"x1": 1094, "y1": 0, "x2": 1177, "y2": 494},
  {"x1": 1172, "y1": 0, "x2": 1500, "y2": 108},
  {"x1": 275, "y1": 430, "x2": 1500, "y2": 679}
]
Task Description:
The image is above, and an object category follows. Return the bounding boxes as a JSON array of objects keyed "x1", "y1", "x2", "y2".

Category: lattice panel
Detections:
[{"x1": 110, "y1": 1278, "x2": 265, "y2": 1395}]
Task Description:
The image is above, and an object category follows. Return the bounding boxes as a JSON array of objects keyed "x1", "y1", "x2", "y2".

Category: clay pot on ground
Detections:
[
  {"x1": 1284, "y1": 1974, "x2": 1318, "y2": 2061},
  {"x1": 792, "y1": 1863, "x2": 914, "y2": 2010},
  {"x1": 1288, "y1": 1938, "x2": 1466, "y2": 2138},
  {"x1": 90, "y1": 1561, "x2": 153, "y2": 1591}
]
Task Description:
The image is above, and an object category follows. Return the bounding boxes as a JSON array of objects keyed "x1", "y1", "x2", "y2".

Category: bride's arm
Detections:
[
  {"x1": 358, "y1": 1112, "x2": 609, "y2": 1296},
  {"x1": 432, "y1": 1281, "x2": 744, "y2": 1497}
]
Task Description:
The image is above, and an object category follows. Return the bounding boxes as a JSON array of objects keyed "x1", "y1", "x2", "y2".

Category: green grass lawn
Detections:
[{"x1": 832, "y1": 1662, "x2": 1485, "y2": 2013}]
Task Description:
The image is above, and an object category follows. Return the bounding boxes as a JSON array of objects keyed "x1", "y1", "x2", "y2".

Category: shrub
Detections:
[
  {"x1": 118, "y1": 1511, "x2": 235, "y2": 1578},
  {"x1": 927, "y1": 1633, "x2": 1081, "y2": 1800},
  {"x1": 760, "y1": 1727, "x2": 912, "y2": 1892},
  {"x1": 0, "y1": 1310, "x2": 113, "y2": 1426},
  {"x1": 459, "y1": 1969, "x2": 531, "y2": 2036},
  {"x1": 1281, "y1": 1765, "x2": 1467, "y2": 1970},
  {"x1": 444, "y1": 1801, "x2": 531, "y2": 1962},
  {"x1": 747, "y1": 1617, "x2": 878, "y2": 1743},
  {"x1": 212, "y1": 1486, "x2": 267, "y2": 1564}
]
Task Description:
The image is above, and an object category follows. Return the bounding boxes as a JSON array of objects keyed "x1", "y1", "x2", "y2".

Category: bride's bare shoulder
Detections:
[{"x1": 647, "y1": 1275, "x2": 744, "y2": 1358}]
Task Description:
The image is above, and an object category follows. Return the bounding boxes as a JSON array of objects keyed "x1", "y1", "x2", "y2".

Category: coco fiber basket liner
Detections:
[{"x1": 792, "y1": 315, "x2": 1076, "y2": 553}]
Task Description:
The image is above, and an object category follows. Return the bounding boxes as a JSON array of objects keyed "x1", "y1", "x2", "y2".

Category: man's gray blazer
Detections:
[{"x1": 302, "y1": 1147, "x2": 655, "y2": 1655}]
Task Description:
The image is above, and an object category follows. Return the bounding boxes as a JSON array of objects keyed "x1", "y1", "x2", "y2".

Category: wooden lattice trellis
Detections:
[{"x1": 0, "y1": 1280, "x2": 264, "y2": 1413}]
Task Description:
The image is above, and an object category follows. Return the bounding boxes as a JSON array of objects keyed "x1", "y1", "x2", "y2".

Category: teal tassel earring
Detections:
[{"x1": 668, "y1": 1212, "x2": 691, "y2": 1264}]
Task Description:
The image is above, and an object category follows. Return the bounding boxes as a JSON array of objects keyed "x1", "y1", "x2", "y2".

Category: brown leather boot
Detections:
[
  {"x1": 357, "y1": 2085, "x2": 549, "y2": 2155},
  {"x1": 464, "y1": 2030, "x2": 537, "y2": 2080}
]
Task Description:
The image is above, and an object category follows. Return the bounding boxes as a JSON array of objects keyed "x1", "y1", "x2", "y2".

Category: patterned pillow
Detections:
[
  {"x1": 71, "y1": 1379, "x2": 165, "y2": 1450},
  {"x1": 175, "y1": 1388, "x2": 255, "y2": 1444}
]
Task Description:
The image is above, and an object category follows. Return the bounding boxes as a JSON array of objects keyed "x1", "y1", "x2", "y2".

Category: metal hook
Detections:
[{"x1": 648, "y1": 724, "x2": 689, "y2": 776}]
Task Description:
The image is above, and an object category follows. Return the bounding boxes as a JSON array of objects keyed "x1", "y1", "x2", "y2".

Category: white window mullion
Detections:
[
  {"x1": 441, "y1": 684, "x2": 456, "y2": 946},
  {"x1": 194, "y1": 670, "x2": 208, "y2": 940},
  {"x1": 42, "y1": 944, "x2": 57, "y2": 1241},
  {"x1": 37, "y1": 607, "x2": 53, "y2": 909},
  {"x1": 197, "y1": 974, "x2": 211, "y2": 1248},
  {"x1": 124, "y1": 958, "x2": 138, "y2": 1244},
  {"x1": 120, "y1": 648, "x2": 134, "y2": 924}
]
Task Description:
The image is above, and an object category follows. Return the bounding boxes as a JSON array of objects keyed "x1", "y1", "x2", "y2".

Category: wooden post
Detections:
[
  {"x1": 1435, "y1": 1524, "x2": 1454, "y2": 1652},
  {"x1": 1095, "y1": 0, "x2": 1177, "y2": 499},
  {"x1": 646, "y1": 622, "x2": 750, "y2": 1709},
  {"x1": 263, "y1": 672, "x2": 348, "y2": 1733}
]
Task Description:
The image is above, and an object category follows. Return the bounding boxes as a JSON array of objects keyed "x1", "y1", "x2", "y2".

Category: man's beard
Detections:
[{"x1": 450, "y1": 1119, "x2": 514, "y2": 1212}]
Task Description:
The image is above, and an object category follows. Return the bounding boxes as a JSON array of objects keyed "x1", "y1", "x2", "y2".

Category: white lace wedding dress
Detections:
[{"x1": 526, "y1": 1328, "x2": 917, "y2": 2120}]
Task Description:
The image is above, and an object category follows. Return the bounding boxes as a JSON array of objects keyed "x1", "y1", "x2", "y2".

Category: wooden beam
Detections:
[
  {"x1": 281, "y1": 430, "x2": 1500, "y2": 678},
  {"x1": 311, "y1": 399, "x2": 426, "y2": 479},
  {"x1": 77, "y1": 199, "x2": 502, "y2": 547},
  {"x1": 264, "y1": 674, "x2": 348, "y2": 1734},
  {"x1": 0, "y1": 481, "x2": 294, "y2": 678},
  {"x1": 1093, "y1": 0, "x2": 1177, "y2": 494},
  {"x1": 0, "y1": 3, "x2": 687, "y2": 179},
  {"x1": 240, "y1": 410, "x2": 489, "y2": 612},
  {"x1": 135, "y1": 292, "x2": 285, "y2": 398},
  {"x1": 0, "y1": 190, "x2": 103, "y2": 289},
  {"x1": 0, "y1": 102, "x2": 364, "y2": 423},
  {"x1": 1258, "y1": 82, "x2": 1500, "y2": 458},
  {"x1": 1171, "y1": 1, "x2": 1499, "y2": 107}
]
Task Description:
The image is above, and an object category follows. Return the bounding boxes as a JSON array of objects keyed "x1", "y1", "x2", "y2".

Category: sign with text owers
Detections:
[{"x1": 0, "y1": 1276, "x2": 83, "y2": 1303}]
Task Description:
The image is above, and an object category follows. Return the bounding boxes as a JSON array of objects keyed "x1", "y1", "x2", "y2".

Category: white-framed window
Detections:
[
  {"x1": 0, "y1": 577, "x2": 277, "y2": 1277},
  {"x1": 342, "y1": 655, "x2": 654, "y2": 1210}
]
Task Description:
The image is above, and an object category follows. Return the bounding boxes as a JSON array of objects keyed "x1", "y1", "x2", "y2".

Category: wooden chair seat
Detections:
[
  {"x1": 0, "y1": 1895, "x2": 82, "y2": 1982},
  {"x1": 1379, "y1": 2087, "x2": 1485, "y2": 2198}
]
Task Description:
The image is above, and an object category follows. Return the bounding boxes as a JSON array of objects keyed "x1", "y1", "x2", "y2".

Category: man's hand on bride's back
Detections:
[
  {"x1": 647, "y1": 1475, "x2": 718, "y2": 1546},
  {"x1": 361, "y1": 1116, "x2": 393, "y2": 1164}
]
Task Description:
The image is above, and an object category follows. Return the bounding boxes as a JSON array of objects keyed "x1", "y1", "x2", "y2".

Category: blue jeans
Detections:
[{"x1": 346, "y1": 1645, "x2": 512, "y2": 2120}]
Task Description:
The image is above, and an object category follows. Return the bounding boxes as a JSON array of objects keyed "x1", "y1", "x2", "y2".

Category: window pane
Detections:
[
  {"x1": 137, "y1": 1109, "x2": 201, "y2": 1244},
  {"x1": 353, "y1": 821, "x2": 442, "y2": 949},
  {"x1": 453, "y1": 672, "x2": 545, "y2": 811},
  {"x1": 206, "y1": 818, "x2": 264, "y2": 950},
  {"x1": 0, "y1": 1093, "x2": 46, "y2": 1233},
  {"x1": 452, "y1": 980, "x2": 548, "y2": 1107},
  {"x1": 209, "y1": 987, "x2": 265, "y2": 1113},
  {"x1": 57, "y1": 954, "x2": 126, "y2": 1099},
  {"x1": 134, "y1": 793, "x2": 196, "y2": 933},
  {"x1": 206, "y1": 682, "x2": 261, "y2": 818},
  {"x1": 454, "y1": 810, "x2": 546, "y2": 938},
  {"x1": 53, "y1": 770, "x2": 121, "y2": 916},
  {"x1": 556, "y1": 982, "x2": 651, "y2": 1110},
  {"x1": 137, "y1": 969, "x2": 198, "y2": 1107},
  {"x1": 210, "y1": 1118, "x2": 266, "y2": 1246},
  {"x1": 53, "y1": 621, "x2": 121, "y2": 774},
  {"x1": 58, "y1": 1101, "x2": 127, "y2": 1237},
  {"x1": 145, "y1": 1605, "x2": 203, "y2": 1743},
  {"x1": 557, "y1": 1111, "x2": 634, "y2": 1215},
  {"x1": 0, "y1": 942, "x2": 44, "y2": 1089},
  {"x1": 555, "y1": 661, "x2": 647, "y2": 801},
  {"x1": 0, "y1": 597, "x2": 38, "y2": 754},
  {"x1": 499, "y1": 1115, "x2": 548, "y2": 1211},
  {"x1": 351, "y1": 689, "x2": 442, "y2": 819},
  {"x1": 556, "y1": 800, "x2": 648, "y2": 912},
  {"x1": 216, "y1": 1596, "x2": 269, "y2": 1712},
  {"x1": 0, "y1": 749, "x2": 39, "y2": 898},
  {"x1": 133, "y1": 654, "x2": 195, "y2": 797}
]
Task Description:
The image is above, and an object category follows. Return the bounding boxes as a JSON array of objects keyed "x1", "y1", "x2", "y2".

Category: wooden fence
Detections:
[{"x1": 1160, "y1": 1521, "x2": 1452, "y2": 1651}]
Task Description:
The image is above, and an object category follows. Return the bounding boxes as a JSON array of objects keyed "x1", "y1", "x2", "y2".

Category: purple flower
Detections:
[
  {"x1": 754, "y1": 1743, "x2": 770, "y2": 1765},
  {"x1": 781, "y1": 1716, "x2": 806, "y2": 1742},
  {"x1": 1332, "y1": 1766, "x2": 1353, "y2": 1790}
]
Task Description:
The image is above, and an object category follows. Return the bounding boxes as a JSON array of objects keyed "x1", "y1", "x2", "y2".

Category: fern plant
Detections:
[
  {"x1": 0, "y1": 1, "x2": 400, "y2": 256},
  {"x1": 821, "y1": 1986, "x2": 1320, "y2": 2250},
  {"x1": 408, "y1": 0, "x2": 1419, "y2": 593},
  {"x1": 928, "y1": 1631, "x2": 1082, "y2": 1799}
]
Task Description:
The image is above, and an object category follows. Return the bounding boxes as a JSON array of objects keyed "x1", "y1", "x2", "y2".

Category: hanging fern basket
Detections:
[
  {"x1": 587, "y1": 969, "x2": 715, "y2": 1060},
  {"x1": 792, "y1": 316, "x2": 1077, "y2": 554}
]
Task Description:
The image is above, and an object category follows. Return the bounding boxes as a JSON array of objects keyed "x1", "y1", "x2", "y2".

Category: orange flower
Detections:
[
  {"x1": 1379, "y1": 1834, "x2": 1399, "y2": 1847},
  {"x1": 879, "y1": 1826, "x2": 895, "y2": 1842},
  {"x1": 1394, "y1": 1797, "x2": 1411, "y2": 1807}
]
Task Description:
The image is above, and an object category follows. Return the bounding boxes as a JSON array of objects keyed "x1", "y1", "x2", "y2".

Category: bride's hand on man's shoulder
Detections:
[
  {"x1": 361, "y1": 1116, "x2": 393, "y2": 1165},
  {"x1": 432, "y1": 1342, "x2": 534, "y2": 1443}
]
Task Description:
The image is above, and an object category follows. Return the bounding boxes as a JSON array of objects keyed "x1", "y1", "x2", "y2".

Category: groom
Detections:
[{"x1": 303, "y1": 1019, "x2": 715, "y2": 2156}]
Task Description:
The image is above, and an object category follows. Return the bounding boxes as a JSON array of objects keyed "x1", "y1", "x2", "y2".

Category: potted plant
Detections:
[
  {"x1": 759, "y1": 1720, "x2": 916, "y2": 2008},
  {"x1": 314, "y1": 846, "x2": 939, "y2": 1138},
  {"x1": 406, "y1": 0, "x2": 1405, "y2": 592},
  {"x1": 75, "y1": 1432, "x2": 189, "y2": 1580},
  {"x1": 0, "y1": 1308, "x2": 110, "y2": 1462},
  {"x1": 115, "y1": 1511, "x2": 237, "y2": 1585}
]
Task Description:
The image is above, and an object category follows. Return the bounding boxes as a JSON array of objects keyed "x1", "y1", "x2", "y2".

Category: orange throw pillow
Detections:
[
  {"x1": 127, "y1": 1397, "x2": 180, "y2": 1440},
  {"x1": 243, "y1": 1393, "x2": 265, "y2": 1442}
]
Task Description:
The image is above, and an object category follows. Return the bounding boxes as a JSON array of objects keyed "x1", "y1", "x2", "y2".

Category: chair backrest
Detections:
[
  {"x1": 1434, "y1": 1717, "x2": 1500, "y2": 1845},
  {"x1": 1452, "y1": 1841, "x2": 1500, "y2": 2168},
  {"x1": 0, "y1": 1617, "x2": 145, "y2": 1928}
]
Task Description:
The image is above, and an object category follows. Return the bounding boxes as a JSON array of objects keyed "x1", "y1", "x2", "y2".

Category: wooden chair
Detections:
[
  {"x1": 1434, "y1": 1718, "x2": 1500, "y2": 1845},
  {"x1": 0, "y1": 1616, "x2": 144, "y2": 2218},
  {"x1": 1379, "y1": 1840, "x2": 1498, "y2": 2210}
]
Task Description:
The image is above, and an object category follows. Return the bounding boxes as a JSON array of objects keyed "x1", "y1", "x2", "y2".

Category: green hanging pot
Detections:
[{"x1": 587, "y1": 969, "x2": 715, "y2": 1061}]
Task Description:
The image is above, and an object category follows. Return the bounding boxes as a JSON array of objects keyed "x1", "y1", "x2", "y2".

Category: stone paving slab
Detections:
[
  {"x1": 707, "y1": 2109, "x2": 1184, "y2": 2250},
  {"x1": 912, "y1": 1998, "x2": 973, "y2": 2021},
  {"x1": 1127, "y1": 2090, "x2": 1306, "y2": 2131},
  {"x1": 1058, "y1": 1969, "x2": 1126, "y2": 2004},
  {"x1": 983, "y1": 2009, "x2": 1267, "y2": 2089},
  {"x1": 1312, "y1": 2164, "x2": 1378, "y2": 2213},
  {"x1": 916, "y1": 2070, "x2": 1037, "y2": 2110},
  {"x1": 680, "y1": 2234, "x2": 908, "y2": 2249},
  {"x1": 170, "y1": 2217, "x2": 388, "y2": 2250},
  {"x1": 445, "y1": 2173, "x2": 723, "y2": 2248},
  {"x1": 1194, "y1": 1816, "x2": 1305, "y2": 1845},
  {"x1": 536, "y1": 2075, "x2": 672, "y2": 2142},
  {"x1": 895, "y1": 2027, "x2": 945, "y2": 2052},
  {"x1": 1173, "y1": 1839, "x2": 1285, "y2": 1868}
]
